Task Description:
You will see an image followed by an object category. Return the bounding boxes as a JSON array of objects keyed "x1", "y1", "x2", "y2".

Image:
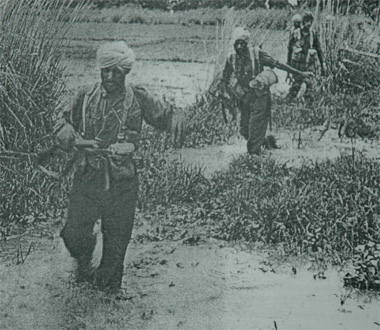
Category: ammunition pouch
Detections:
[{"x1": 109, "y1": 155, "x2": 136, "y2": 179}]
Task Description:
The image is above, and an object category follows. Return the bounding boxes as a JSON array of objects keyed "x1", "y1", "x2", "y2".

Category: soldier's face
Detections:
[
  {"x1": 302, "y1": 19, "x2": 313, "y2": 31},
  {"x1": 234, "y1": 40, "x2": 248, "y2": 54},
  {"x1": 101, "y1": 66, "x2": 130, "y2": 94}
]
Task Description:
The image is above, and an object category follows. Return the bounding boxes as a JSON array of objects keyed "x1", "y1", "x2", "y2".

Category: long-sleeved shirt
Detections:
[
  {"x1": 63, "y1": 82, "x2": 172, "y2": 150},
  {"x1": 222, "y1": 46, "x2": 278, "y2": 90},
  {"x1": 60, "y1": 82, "x2": 173, "y2": 184},
  {"x1": 221, "y1": 46, "x2": 279, "y2": 98}
]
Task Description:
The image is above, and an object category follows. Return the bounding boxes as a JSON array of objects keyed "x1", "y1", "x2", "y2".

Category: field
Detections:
[
  {"x1": 61, "y1": 22, "x2": 288, "y2": 103},
  {"x1": 1, "y1": 4, "x2": 380, "y2": 330}
]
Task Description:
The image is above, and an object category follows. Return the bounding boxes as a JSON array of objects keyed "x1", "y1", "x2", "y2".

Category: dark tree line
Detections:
[{"x1": 69, "y1": 0, "x2": 379, "y2": 21}]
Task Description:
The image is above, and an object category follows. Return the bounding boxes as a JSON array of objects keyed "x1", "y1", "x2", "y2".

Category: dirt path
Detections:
[{"x1": 1, "y1": 234, "x2": 379, "y2": 330}]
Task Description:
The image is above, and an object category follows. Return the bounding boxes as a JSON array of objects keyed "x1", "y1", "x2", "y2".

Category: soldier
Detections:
[
  {"x1": 219, "y1": 27, "x2": 312, "y2": 154},
  {"x1": 286, "y1": 12, "x2": 327, "y2": 103},
  {"x1": 286, "y1": 14, "x2": 302, "y2": 84},
  {"x1": 56, "y1": 41, "x2": 184, "y2": 294}
]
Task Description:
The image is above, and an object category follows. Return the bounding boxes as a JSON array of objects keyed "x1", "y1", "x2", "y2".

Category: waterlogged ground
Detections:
[{"x1": 1, "y1": 21, "x2": 380, "y2": 329}]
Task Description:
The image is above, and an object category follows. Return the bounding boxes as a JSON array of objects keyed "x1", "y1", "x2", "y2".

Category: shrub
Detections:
[
  {"x1": 135, "y1": 124, "x2": 209, "y2": 211},
  {"x1": 128, "y1": 15, "x2": 146, "y2": 23},
  {"x1": 344, "y1": 242, "x2": 380, "y2": 290},
  {"x1": 137, "y1": 152, "x2": 380, "y2": 291},
  {"x1": 112, "y1": 13, "x2": 123, "y2": 22},
  {"x1": 0, "y1": 0, "x2": 88, "y2": 234},
  {"x1": 206, "y1": 154, "x2": 380, "y2": 257}
]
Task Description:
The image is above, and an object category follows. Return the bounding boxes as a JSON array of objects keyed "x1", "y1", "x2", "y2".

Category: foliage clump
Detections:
[
  {"x1": 344, "y1": 242, "x2": 380, "y2": 290},
  {"x1": 0, "y1": 0, "x2": 87, "y2": 236},
  {"x1": 137, "y1": 152, "x2": 380, "y2": 290}
]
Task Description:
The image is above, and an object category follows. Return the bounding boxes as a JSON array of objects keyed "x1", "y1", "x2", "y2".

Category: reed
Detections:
[{"x1": 0, "y1": 0, "x2": 88, "y2": 234}]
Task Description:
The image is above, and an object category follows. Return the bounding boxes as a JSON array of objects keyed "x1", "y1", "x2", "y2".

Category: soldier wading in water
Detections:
[
  {"x1": 217, "y1": 27, "x2": 313, "y2": 155},
  {"x1": 56, "y1": 41, "x2": 184, "y2": 294}
]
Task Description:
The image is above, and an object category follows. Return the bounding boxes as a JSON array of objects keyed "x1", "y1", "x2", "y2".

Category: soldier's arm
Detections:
[
  {"x1": 133, "y1": 85, "x2": 173, "y2": 132},
  {"x1": 134, "y1": 85, "x2": 186, "y2": 148},
  {"x1": 259, "y1": 50, "x2": 311, "y2": 77},
  {"x1": 208, "y1": 58, "x2": 232, "y2": 97},
  {"x1": 54, "y1": 88, "x2": 88, "y2": 151},
  {"x1": 57, "y1": 87, "x2": 87, "y2": 132}
]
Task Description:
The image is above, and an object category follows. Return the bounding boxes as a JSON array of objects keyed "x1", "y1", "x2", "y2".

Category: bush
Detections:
[
  {"x1": 207, "y1": 154, "x2": 380, "y2": 257},
  {"x1": 137, "y1": 151, "x2": 380, "y2": 289},
  {"x1": 344, "y1": 242, "x2": 380, "y2": 290},
  {"x1": 135, "y1": 124, "x2": 209, "y2": 211},
  {"x1": 0, "y1": 0, "x2": 88, "y2": 235}
]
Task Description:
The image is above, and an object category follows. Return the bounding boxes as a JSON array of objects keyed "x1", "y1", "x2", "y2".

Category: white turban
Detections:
[
  {"x1": 230, "y1": 27, "x2": 250, "y2": 45},
  {"x1": 96, "y1": 41, "x2": 136, "y2": 72}
]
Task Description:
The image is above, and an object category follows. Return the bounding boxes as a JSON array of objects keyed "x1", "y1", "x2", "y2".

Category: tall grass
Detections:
[
  {"x1": 0, "y1": 0, "x2": 89, "y2": 235},
  {"x1": 136, "y1": 152, "x2": 380, "y2": 288}
]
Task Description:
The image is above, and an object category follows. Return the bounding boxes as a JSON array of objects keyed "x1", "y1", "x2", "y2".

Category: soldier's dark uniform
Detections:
[
  {"x1": 60, "y1": 82, "x2": 173, "y2": 292},
  {"x1": 221, "y1": 45, "x2": 278, "y2": 154},
  {"x1": 287, "y1": 21, "x2": 325, "y2": 102}
]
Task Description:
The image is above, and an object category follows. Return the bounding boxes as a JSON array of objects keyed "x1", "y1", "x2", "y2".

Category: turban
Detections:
[
  {"x1": 291, "y1": 14, "x2": 302, "y2": 22},
  {"x1": 230, "y1": 27, "x2": 250, "y2": 45},
  {"x1": 96, "y1": 41, "x2": 136, "y2": 73}
]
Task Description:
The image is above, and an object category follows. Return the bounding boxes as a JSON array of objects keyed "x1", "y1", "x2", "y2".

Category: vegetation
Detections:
[
  {"x1": 136, "y1": 149, "x2": 380, "y2": 289},
  {"x1": 130, "y1": 6, "x2": 380, "y2": 291},
  {"x1": 0, "y1": 0, "x2": 88, "y2": 236},
  {"x1": 69, "y1": 0, "x2": 380, "y2": 19},
  {"x1": 1, "y1": 0, "x2": 379, "y2": 293}
]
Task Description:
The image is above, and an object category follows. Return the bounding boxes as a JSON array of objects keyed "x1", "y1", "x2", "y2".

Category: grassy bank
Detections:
[{"x1": 135, "y1": 147, "x2": 380, "y2": 289}]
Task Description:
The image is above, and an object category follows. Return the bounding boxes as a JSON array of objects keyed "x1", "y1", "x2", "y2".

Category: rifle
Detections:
[
  {"x1": 207, "y1": 86, "x2": 238, "y2": 124},
  {"x1": 0, "y1": 139, "x2": 135, "y2": 180}
]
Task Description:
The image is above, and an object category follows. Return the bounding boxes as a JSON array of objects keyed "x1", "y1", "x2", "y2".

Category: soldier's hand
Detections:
[
  {"x1": 249, "y1": 78, "x2": 265, "y2": 90},
  {"x1": 302, "y1": 71, "x2": 314, "y2": 79},
  {"x1": 285, "y1": 72, "x2": 291, "y2": 84},
  {"x1": 55, "y1": 121, "x2": 77, "y2": 151}
]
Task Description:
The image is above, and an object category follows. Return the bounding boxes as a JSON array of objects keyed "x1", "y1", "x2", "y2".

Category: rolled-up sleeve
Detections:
[
  {"x1": 259, "y1": 50, "x2": 279, "y2": 68},
  {"x1": 133, "y1": 86, "x2": 173, "y2": 132}
]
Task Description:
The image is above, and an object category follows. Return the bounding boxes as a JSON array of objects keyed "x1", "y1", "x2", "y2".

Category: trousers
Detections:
[
  {"x1": 60, "y1": 166, "x2": 139, "y2": 292},
  {"x1": 239, "y1": 90, "x2": 271, "y2": 155}
]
